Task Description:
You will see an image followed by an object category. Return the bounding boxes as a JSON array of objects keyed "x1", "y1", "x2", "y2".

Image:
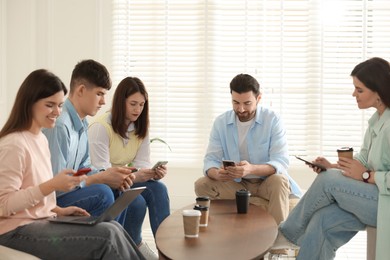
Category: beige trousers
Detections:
[{"x1": 194, "y1": 174, "x2": 290, "y2": 224}]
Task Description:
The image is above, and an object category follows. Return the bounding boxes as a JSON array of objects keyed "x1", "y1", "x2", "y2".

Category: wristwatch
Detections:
[{"x1": 362, "y1": 170, "x2": 371, "y2": 183}]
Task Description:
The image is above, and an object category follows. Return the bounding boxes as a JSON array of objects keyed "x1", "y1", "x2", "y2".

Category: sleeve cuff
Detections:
[{"x1": 79, "y1": 180, "x2": 86, "y2": 188}]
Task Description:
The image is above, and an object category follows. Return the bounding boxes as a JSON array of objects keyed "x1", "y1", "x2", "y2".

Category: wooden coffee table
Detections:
[{"x1": 155, "y1": 200, "x2": 278, "y2": 260}]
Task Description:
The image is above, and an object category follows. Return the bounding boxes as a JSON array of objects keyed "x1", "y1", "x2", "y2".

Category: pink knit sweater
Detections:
[{"x1": 0, "y1": 131, "x2": 56, "y2": 235}]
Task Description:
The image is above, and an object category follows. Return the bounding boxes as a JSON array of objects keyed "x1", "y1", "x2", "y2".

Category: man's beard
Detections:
[{"x1": 235, "y1": 110, "x2": 255, "y2": 122}]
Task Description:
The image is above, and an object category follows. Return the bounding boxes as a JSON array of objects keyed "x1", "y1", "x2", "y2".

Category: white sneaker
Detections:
[
  {"x1": 272, "y1": 231, "x2": 299, "y2": 250},
  {"x1": 138, "y1": 241, "x2": 158, "y2": 260}
]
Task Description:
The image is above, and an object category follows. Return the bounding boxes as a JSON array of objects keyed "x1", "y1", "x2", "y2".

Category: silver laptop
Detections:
[{"x1": 48, "y1": 186, "x2": 145, "y2": 225}]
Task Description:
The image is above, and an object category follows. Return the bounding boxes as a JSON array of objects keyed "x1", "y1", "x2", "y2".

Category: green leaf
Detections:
[{"x1": 150, "y1": 137, "x2": 172, "y2": 151}]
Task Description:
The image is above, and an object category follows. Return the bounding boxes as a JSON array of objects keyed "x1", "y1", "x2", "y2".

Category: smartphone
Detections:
[
  {"x1": 152, "y1": 161, "x2": 168, "y2": 170},
  {"x1": 124, "y1": 164, "x2": 139, "y2": 173},
  {"x1": 74, "y1": 167, "x2": 92, "y2": 176},
  {"x1": 128, "y1": 167, "x2": 140, "y2": 173},
  {"x1": 295, "y1": 156, "x2": 326, "y2": 172},
  {"x1": 222, "y1": 160, "x2": 236, "y2": 169}
]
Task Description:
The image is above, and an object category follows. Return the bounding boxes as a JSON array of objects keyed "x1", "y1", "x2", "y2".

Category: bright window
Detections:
[{"x1": 112, "y1": 0, "x2": 390, "y2": 168}]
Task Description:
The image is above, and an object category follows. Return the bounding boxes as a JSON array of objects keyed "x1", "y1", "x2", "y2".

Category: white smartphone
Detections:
[{"x1": 152, "y1": 160, "x2": 168, "y2": 170}]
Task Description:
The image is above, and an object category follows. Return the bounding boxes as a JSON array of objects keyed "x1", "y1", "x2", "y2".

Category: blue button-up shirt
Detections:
[
  {"x1": 42, "y1": 99, "x2": 95, "y2": 195},
  {"x1": 203, "y1": 106, "x2": 302, "y2": 197}
]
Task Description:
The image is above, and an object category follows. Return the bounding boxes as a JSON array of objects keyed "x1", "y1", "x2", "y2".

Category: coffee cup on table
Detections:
[
  {"x1": 236, "y1": 189, "x2": 251, "y2": 214},
  {"x1": 196, "y1": 196, "x2": 210, "y2": 208},
  {"x1": 182, "y1": 209, "x2": 201, "y2": 238},
  {"x1": 193, "y1": 204, "x2": 209, "y2": 227},
  {"x1": 337, "y1": 147, "x2": 353, "y2": 160}
]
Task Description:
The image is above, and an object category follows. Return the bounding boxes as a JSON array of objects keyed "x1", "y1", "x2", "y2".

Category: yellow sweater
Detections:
[{"x1": 90, "y1": 113, "x2": 142, "y2": 167}]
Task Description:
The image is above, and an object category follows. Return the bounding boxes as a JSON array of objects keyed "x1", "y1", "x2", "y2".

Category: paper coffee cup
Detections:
[
  {"x1": 196, "y1": 196, "x2": 210, "y2": 208},
  {"x1": 193, "y1": 204, "x2": 209, "y2": 227},
  {"x1": 182, "y1": 210, "x2": 201, "y2": 238},
  {"x1": 337, "y1": 147, "x2": 353, "y2": 159}
]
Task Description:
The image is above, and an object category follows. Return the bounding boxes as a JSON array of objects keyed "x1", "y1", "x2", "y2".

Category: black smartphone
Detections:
[
  {"x1": 295, "y1": 156, "x2": 326, "y2": 172},
  {"x1": 222, "y1": 160, "x2": 236, "y2": 169}
]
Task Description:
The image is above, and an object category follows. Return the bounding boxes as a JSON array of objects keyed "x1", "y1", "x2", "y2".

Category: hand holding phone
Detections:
[
  {"x1": 73, "y1": 167, "x2": 92, "y2": 176},
  {"x1": 295, "y1": 156, "x2": 326, "y2": 172},
  {"x1": 152, "y1": 161, "x2": 168, "y2": 170},
  {"x1": 222, "y1": 160, "x2": 236, "y2": 169}
]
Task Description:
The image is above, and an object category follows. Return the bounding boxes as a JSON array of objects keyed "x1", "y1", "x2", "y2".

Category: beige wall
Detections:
[
  {"x1": 0, "y1": 0, "x2": 113, "y2": 126},
  {"x1": 0, "y1": 0, "x2": 315, "y2": 210}
]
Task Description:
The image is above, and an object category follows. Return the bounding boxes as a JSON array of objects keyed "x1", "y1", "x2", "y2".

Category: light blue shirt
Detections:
[
  {"x1": 42, "y1": 99, "x2": 96, "y2": 195},
  {"x1": 354, "y1": 108, "x2": 390, "y2": 260},
  {"x1": 203, "y1": 106, "x2": 302, "y2": 197}
]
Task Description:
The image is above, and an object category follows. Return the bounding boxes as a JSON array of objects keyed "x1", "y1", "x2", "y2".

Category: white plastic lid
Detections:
[{"x1": 182, "y1": 209, "x2": 201, "y2": 217}]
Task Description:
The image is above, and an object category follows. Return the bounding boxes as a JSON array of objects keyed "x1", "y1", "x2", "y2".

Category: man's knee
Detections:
[
  {"x1": 128, "y1": 195, "x2": 147, "y2": 210},
  {"x1": 146, "y1": 180, "x2": 168, "y2": 194},
  {"x1": 267, "y1": 174, "x2": 290, "y2": 191},
  {"x1": 91, "y1": 184, "x2": 115, "y2": 200},
  {"x1": 194, "y1": 176, "x2": 212, "y2": 196}
]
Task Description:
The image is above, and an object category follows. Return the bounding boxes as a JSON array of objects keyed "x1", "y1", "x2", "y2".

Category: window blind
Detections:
[{"x1": 112, "y1": 0, "x2": 390, "y2": 168}]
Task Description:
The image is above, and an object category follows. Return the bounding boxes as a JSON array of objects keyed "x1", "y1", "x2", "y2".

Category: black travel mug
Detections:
[{"x1": 235, "y1": 189, "x2": 251, "y2": 214}]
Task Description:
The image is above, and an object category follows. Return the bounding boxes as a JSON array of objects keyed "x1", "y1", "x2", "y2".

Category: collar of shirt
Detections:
[
  {"x1": 64, "y1": 99, "x2": 88, "y2": 135},
  {"x1": 369, "y1": 107, "x2": 390, "y2": 136}
]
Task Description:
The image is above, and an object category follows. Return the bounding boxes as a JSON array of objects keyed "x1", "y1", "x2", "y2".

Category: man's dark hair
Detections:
[
  {"x1": 70, "y1": 59, "x2": 111, "y2": 92},
  {"x1": 230, "y1": 74, "x2": 260, "y2": 97}
]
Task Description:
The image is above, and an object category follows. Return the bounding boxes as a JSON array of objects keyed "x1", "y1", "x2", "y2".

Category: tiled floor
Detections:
[{"x1": 143, "y1": 224, "x2": 367, "y2": 260}]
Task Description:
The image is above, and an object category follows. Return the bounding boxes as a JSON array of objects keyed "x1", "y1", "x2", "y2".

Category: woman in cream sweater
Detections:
[{"x1": 89, "y1": 77, "x2": 170, "y2": 259}]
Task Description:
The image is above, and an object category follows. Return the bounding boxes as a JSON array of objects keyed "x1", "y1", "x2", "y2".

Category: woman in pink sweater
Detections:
[{"x1": 0, "y1": 69, "x2": 144, "y2": 260}]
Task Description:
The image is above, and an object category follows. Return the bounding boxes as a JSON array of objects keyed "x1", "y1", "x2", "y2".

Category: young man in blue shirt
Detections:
[
  {"x1": 195, "y1": 73, "x2": 302, "y2": 224},
  {"x1": 43, "y1": 59, "x2": 134, "y2": 212}
]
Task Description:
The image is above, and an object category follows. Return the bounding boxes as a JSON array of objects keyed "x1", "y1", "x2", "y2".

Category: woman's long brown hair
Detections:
[
  {"x1": 111, "y1": 77, "x2": 149, "y2": 139},
  {"x1": 0, "y1": 69, "x2": 67, "y2": 139}
]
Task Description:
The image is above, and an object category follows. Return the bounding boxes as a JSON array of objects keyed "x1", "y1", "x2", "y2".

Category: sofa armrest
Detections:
[{"x1": 0, "y1": 245, "x2": 40, "y2": 260}]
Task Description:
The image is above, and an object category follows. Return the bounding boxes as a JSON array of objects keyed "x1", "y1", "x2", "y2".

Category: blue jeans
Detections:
[
  {"x1": 124, "y1": 180, "x2": 170, "y2": 245},
  {"x1": 280, "y1": 169, "x2": 378, "y2": 260},
  {"x1": 56, "y1": 184, "x2": 126, "y2": 219},
  {"x1": 0, "y1": 220, "x2": 144, "y2": 260}
]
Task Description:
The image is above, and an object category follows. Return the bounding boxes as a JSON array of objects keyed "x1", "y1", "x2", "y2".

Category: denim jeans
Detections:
[
  {"x1": 0, "y1": 220, "x2": 144, "y2": 260},
  {"x1": 280, "y1": 169, "x2": 378, "y2": 260},
  {"x1": 124, "y1": 180, "x2": 170, "y2": 245}
]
